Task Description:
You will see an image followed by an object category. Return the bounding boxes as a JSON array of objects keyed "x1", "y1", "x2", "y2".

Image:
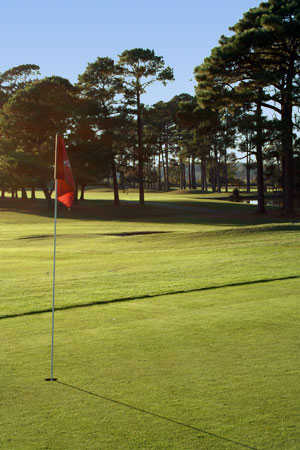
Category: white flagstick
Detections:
[{"x1": 47, "y1": 133, "x2": 59, "y2": 382}]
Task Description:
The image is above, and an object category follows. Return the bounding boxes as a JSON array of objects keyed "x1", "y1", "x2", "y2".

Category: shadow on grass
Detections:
[
  {"x1": 15, "y1": 223, "x2": 300, "y2": 242},
  {"x1": 2, "y1": 275, "x2": 299, "y2": 321},
  {"x1": 54, "y1": 380, "x2": 257, "y2": 449},
  {"x1": 0, "y1": 197, "x2": 295, "y2": 228},
  {"x1": 18, "y1": 231, "x2": 171, "y2": 240}
]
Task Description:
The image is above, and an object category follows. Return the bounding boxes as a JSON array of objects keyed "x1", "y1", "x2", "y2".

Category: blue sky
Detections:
[{"x1": 1, "y1": 0, "x2": 260, "y2": 105}]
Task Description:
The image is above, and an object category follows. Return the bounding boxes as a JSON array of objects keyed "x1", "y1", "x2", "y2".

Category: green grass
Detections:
[{"x1": 1, "y1": 190, "x2": 299, "y2": 449}]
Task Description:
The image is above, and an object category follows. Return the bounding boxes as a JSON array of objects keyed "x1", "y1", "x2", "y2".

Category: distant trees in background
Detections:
[
  {"x1": 0, "y1": 0, "x2": 299, "y2": 214},
  {"x1": 194, "y1": 0, "x2": 300, "y2": 214}
]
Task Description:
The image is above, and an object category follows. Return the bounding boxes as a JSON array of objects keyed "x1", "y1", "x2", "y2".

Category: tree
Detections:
[
  {"x1": 67, "y1": 105, "x2": 111, "y2": 201},
  {"x1": 144, "y1": 101, "x2": 176, "y2": 191},
  {"x1": 0, "y1": 64, "x2": 40, "y2": 198},
  {"x1": 118, "y1": 48, "x2": 174, "y2": 205},
  {"x1": 0, "y1": 76, "x2": 77, "y2": 200},
  {"x1": 195, "y1": 0, "x2": 300, "y2": 214},
  {"x1": 78, "y1": 57, "x2": 124, "y2": 205},
  {"x1": 0, "y1": 64, "x2": 40, "y2": 107},
  {"x1": 177, "y1": 97, "x2": 227, "y2": 193}
]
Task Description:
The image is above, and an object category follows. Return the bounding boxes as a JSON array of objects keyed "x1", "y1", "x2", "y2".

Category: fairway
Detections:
[{"x1": 1, "y1": 190, "x2": 300, "y2": 449}]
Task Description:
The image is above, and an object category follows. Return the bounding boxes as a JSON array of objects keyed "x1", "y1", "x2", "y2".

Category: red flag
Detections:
[{"x1": 55, "y1": 135, "x2": 75, "y2": 208}]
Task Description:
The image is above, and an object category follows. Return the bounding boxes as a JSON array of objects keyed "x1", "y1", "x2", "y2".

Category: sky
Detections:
[{"x1": 1, "y1": 0, "x2": 260, "y2": 105}]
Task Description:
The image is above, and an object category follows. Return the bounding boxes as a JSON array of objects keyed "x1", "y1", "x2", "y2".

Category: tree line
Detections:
[{"x1": 0, "y1": 0, "x2": 299, "y2": 214}]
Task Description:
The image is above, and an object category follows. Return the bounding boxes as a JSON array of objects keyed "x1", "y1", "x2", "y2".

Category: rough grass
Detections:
[{"x1": 1, "y1": 190, "x2": 299, "y2": 449}]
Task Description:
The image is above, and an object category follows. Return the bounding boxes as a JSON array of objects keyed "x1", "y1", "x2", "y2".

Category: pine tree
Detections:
[
  {"x1": 195, "y1": 0, "x2": 300, "y2": 214},
  {"x1": 118, "y1": 49, "x2": 174, "y2": 205}
]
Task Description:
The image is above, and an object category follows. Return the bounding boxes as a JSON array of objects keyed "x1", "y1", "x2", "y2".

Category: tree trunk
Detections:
[
  {"x1": 164, "y1": 146, "x2": 169, "y2": 191},
  {"x1": 210, "y1": 167, "x2": 215, "y2": 192},
  {"x1": 111, "y1": 156, "x2": 120, "y2": 206},
  {"x1": 80, "y1": 185, "x2": 86, "y2": 201},
  {"x1": 188, "y1": 157, "x2": 192, "y2": 190},
  {"x1": 146, "y1": 158, "x2": 150, "y2": 190},
  {"x1": 162, "y1": 149, "x2": 166, "y2": 190},
  {"x1": 136, "y1": 89, "x2": 144, "y2": 205},
  {"x1": 74, "y1": 183, "x2": 79, "y2": 204},
  {"x1": 12, "y1": 189, "x2": 18, "y2": 199},
  {"x1": 212, "y1": 147, "x2": 218, "y2": 192},
  {"x1": 1, "y1": 190, "x2": 5, "y2": 199},
  {"x1": 42, "y1": 186, "x2": 52, "y2": 214},
  {"x1": 282, "y1": 99, "x2": 294, "y2": 215},
  {"x1": 42, "y1": 187, "x2": 51, "y2": 201},
  {"x1": 256, "y1": 92, "x2": 265, "y2": 214},
  {"x1": 180, "y1": 160, "x2": 186, "y2": 190},
  {"x1": 31, "y1": 188, "x2": 36, "y2": 200},
  {"x1": 224, "y1": 148, "x2": 228, "y2": 193},
  {"x1": 214, "y1": 147, "x2": 221, "y2": 192},
  {"x1": 158, "y1": 150, "x2": 162, "y2": 191},
  {"x1": 246, "y1": 150, "x2": 251, "y2": 193},
  {"x1": 119, "y1": 171, "x2": 125, "y2": 190},
  {"x1": 21, "y1": 188, "x2": 28, "y2": 200},
  {"x1": 280, "y1": 154, "x2": 285, "y2": 193},
  {"x1": 191, "y1": 156, "x2": 197, "y2": 189},
  {"x1": 201, "y1": 159, "x2": 207, "y2": 192}
]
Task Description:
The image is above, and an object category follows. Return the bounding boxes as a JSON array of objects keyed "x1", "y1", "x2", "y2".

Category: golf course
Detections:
[{"x1": 1, "y1": 189, "x2": 299, "y2": 449}]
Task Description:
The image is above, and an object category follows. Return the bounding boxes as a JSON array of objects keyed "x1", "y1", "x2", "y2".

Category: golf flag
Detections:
[
  {"x1": 46, "y1": 134, "x2": 75, "y2": 382},
  {"x1": 55, "y1": 135, "x2": 75, "y2": 208}
]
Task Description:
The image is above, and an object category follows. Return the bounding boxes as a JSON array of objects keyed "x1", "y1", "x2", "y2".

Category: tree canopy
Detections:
[{"x1": 0, "y1": 7, "x2": 299, "y2": 214}]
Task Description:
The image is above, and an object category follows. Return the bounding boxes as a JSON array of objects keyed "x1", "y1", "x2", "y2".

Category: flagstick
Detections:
[
  {"x1": 46, "y1": 133, "x2": 59, "y2": 382},
  {"x1": 50, "y1": 177, "x2": 58, "y2": 380}
]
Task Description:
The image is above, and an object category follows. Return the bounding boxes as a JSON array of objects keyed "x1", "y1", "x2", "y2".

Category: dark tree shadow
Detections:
[
  {"x1": 18, "y1": 231, "x2": 171, "y2": 240},
  {"x1": 1, "y1": 197, "x2": 298, "y2": 228},
  {"x1": 2, "y1": 275, "x2": 299, "y2": 320}
]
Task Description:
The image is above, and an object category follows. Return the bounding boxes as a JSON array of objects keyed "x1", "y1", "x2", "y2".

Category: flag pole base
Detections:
[{"x1": 45, "y1": 378, "x2": 57, "y2": 382}]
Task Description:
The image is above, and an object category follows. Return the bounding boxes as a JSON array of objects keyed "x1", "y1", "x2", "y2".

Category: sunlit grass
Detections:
[{"x1": 1, "y1": 191, "x2": 299, "y2": 449}]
